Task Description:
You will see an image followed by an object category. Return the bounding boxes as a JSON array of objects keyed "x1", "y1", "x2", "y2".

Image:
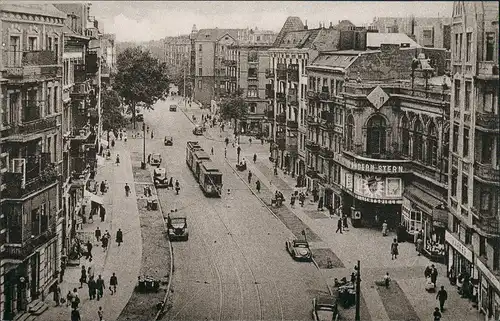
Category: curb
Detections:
[
  {"x1": 148, "y1": 171, "x2": 174, "y2": 320},
  {"x1": 226, "y1": 159, "x2": 333, "y2": 296}
]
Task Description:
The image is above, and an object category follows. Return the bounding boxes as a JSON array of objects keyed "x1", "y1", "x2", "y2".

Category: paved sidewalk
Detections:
[{"x1": 37, "y1": 143, "x2": 142, "y2": 321}]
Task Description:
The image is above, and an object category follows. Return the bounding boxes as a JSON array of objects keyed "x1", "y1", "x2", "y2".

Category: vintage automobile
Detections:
[
  {"x1": 164, "y1": 136, "x2": 173, "y2": 146},
  {"x1": 136, "y1": 109, "x2": 144, "y2": 122},
  {"x1": 169, "y1": 104, "x2": 178, "y2": 112},
  {"x1": 285, "y1": 239, "x2": 312, "y2": 261},
  {"x1": 193, "y1": 125, "x2": 203, "y2": 136},
  {"x1": 312, "y1": 295, "x2": 339, "y2": 321},
  {"x1": 150, "y1": 153, "x2": 162, "y2": 167},
  {"x1": 153, "y1": 167, "x2": 168, "y2": 188},
  {"x1": 167, "y1": 217, "x2": 189, "y2": 241}
]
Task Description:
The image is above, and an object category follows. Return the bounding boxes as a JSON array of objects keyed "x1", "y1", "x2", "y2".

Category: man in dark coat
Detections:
[
  {"x1": 86, "y1": 240, "x2": 93, "y2": 260},
  {"x1": 88, "y1": 277, "x2": 96, "y2": 300},
  {"x1": 436, "y1": 286, "x2": 448, "y2": 311},
  {"x1": 100, "y1": 181, "x2": 106, "y2": 195},
  {"x1": 255, "y1": 180, "x2": 261, "y2": 193},
  {"x1": 71, "y1": 307, "x2": 81, "y2": 321},
  {"x1": 430, "y1": 264, "x2": 438, "y2": 287},
  {"x1": 95, "y1": 227, "x2": 101, "y2": 242},
  {"x1": 116, "y1": 229, "x2": 123, "y2": 246},
  {"x1": 96, "y1": 275, "x2": 105, "y2": 301},
  {"x1": 336, "y1": 218, "x2": 343, "y2": 234},
  {"x1": 110, "y1": 272, "x2": 118, "y2": 295},
  {"x1": 175, "y1": 180, "x2": 180, "y2": 195},
  {"x1": 99, "y1": 206, "x2": 106, "y2": 222}
]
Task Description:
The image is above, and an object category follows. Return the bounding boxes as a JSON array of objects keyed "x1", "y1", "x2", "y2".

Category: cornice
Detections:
[{"x1": 1, "y1": 11, "x2": 65, "y2": 26}]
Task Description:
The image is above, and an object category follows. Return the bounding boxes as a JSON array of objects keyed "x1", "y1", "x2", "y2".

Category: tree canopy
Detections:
[
  {"x1": 219, "y1": 95, "x2": 248, "y2": 121},
  {"x1": 101, "y1": 88, "x2": 127, "y2": 131},
  {"x1": 113, "y1": 47, "x2": 170, "y2": 127},
  {"x1": 168, "y1": 63, "x2": 192, "y2": 97}
]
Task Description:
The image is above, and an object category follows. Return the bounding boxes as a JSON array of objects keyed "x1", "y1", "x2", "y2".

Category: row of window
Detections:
[
  {"x1": 310, "y1": 77, "x2": 345, "y2": 97},
  {"x1": 454, "y1": 30, "x2": 496, "y2": 62},
  {"x1": 1, "y1": 87, "x2": 59, "y2": 126},
  {"x1": 8, "y1": 34, "x2": 60, "y2": 66}
]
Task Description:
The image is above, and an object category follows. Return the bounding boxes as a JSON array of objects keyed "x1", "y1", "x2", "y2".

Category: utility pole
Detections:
[
  {"x1": 183, "y1": 61, "x2": 187, "y2": 107},
  {"x1": 141, "y1": 123, "x2": 146, "y2": 169},
  {"x1": 355, "y1": 260, "x2": 361, "y2": 321}
]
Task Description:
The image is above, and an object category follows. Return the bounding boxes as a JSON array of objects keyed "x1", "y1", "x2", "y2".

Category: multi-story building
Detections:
[
  {"x1": 164, "y1": 35, "x2": 191, "y2": 68},
  {"x1": 100, "y1": 33, "x2": 116, "y2": 84},
  {"x1": 447, "y1": 2, "x2": 499, "y2": 320},
  {"x1": 192, "y1": 28, "x2": 250, "y2": 106},
  {"x1": 0, "y1": 4, "x2": 66, "y2": 319},
  {"x1": 267, "y1": 17, "x2": 368, "y2": 181},
  {"x1": 371, "y1": 16, "x2": 452, "y2": 49}
]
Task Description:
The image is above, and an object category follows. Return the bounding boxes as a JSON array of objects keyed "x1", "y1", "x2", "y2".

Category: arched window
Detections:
[
  {"x1": 413, "y1": 119, "x2": 424, "y2": 161},
  {"x1": 401, "y1": 116, "x2": 410, "y2": 156},
  {"x1": 427, "y1": 122, "x2": 438, "y2": 166},
  {"x1": 366, "y1": 115, "x2": 386, "y2": 157},
  {"x1": 346, "y1": 115, "x2": 354, "y2": 151}
]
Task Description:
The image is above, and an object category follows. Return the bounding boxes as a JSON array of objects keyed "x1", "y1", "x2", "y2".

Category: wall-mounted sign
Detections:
[
  {"x1": 476, "y1": 257, "x2": 500, "y2": 291},
  {"x1": 367, "y1": 86, "x2": 389, "y2": 110},
  {"x1": 334, "y1": 153, "x2": 408, "y2": 173},
  {"x1": 340, "y1": 169, "x2": 403, "y2": 204},
  {"x1": 445, "y1": 230, "x2": 473, "y2": 262}
]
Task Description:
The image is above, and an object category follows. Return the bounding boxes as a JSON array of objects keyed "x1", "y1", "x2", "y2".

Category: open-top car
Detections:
[
  {"x1": 313, "y1": 295, "x2": 339, "y2": 321},
  {"x1": 153, "y1": 167, "x2": 168, "y2": 188},
  {"x1": 285, "y1": 239, "x2": 312, "y2": 261},
  {"x1": 167, "y1": 216, "x2": 188, "y2": 241},
  {"x1": 150, "y1": 153, "x2": 162, "y2": 167},
  {"x1": 164, "y1": 136, "x2": 173, "y2": 146},
  {"x1": 169, "y1": 104, "x2": 178, "y2": 112}
]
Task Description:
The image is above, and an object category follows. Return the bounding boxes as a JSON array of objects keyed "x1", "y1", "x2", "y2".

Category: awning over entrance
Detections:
[
  {"x1": 404, "y1": 184, "x2": 446, "y2": 224},
  {"x1": 84, "y1": 190, "x2": 104, "y2": 205}
]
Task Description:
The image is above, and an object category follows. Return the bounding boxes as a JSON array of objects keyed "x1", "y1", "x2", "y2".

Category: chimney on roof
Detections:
[
  {"x1": 304, "y1": 20, "x2": 308, "y2": 30},
  {"x1": 330, "y1": 22, "x2": 333, "y2": 29}
]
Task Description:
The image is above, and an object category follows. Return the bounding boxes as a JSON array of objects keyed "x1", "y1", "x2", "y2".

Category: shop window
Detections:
[
  {"x1": 401, "y1": 116, "x2": 410, "y2": 156},
  {"x1": 366, "y1": 114, "x2": 386, "y2": 157},
  {"x1": 427, "y1": 122, "x2": 438, "y2": 166},
  {"x1": 462, "y1": 175, "x2": 468, "y2": 205},
  {"x1": 346, "y1": 115, "x2": 354, "y2": 151},
  {"x1": 413, "y1": 119, "x2": 424, "y2": 161}
]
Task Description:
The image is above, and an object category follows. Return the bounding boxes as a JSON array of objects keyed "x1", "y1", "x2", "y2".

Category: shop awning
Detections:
[
  {"x1": 403, "y1": 184, "x2": 446, "y2": 224},
  {"x1": 84, "y1": 190, "x2": 104, "y2": 205}
]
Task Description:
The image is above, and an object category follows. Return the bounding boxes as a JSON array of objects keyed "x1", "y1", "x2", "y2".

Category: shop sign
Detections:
[
  {"x1": 445, "y1": 230, "x2": 473, "y2": 262},
  {"x1": 476, "y1": 258, "x2": 500, "y2": 292},
  {"x1": 334, "y1": 153, "x2": 407, "y2": 173}
]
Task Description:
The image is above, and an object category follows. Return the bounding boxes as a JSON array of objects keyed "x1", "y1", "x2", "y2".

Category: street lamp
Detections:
[
  {"x1": 141, "y1": 123, "x2": 146, "y2": 169},
  {"x1": 355, "y1": 260, "x2": 361, "y2": 321}
]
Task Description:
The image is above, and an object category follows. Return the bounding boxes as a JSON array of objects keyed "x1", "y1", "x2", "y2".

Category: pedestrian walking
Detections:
[
  {"x1": 274, "y1": 167, "x2": 278, "y2": 176},
  {"x1": 290, "y1": 193, "x2": 296, "y2": 207},
  {"x1": 100, "y1": 181, "x2": 106, "y2": 195},
  {"x1": 87, "y1": 258, "x2": 95, "y2": 280},
  {"x1": 96, "y1": 275, "x2": 105, "y2": 301},
  {"x1": 211, "y1": 147, "x2": 214, "y2": 155},
  {"x1": 115, "y1": 154, "x2": 120, "y2": 166},
  {"x1": 175, "y1": 180, "x2": 180, "y2": 195},
  {"x1": 99, "y1": 205, "x2": 106, "y2": 222},
  {"x1": 125, "y1": 183, "x2": 130, "y2": 197},
  {"x1": 88, "y1": 276, "x2": 96, "y2": 300},
  {"x1": 224, "y1": 147, "x2": 227, "y2": 158},
  {"x1": 59, "y1": 261, "x2": 66, "y2": 283},
  {"x1": 65, "y1": 291, "x2": 72, "y2": 307},
  {"x1": 248, "y1": 171, "x2": 252, "y2": 184},
  {"x1": 253, "y1": 153, "x2": 257, "y2": 164},
  {"x1": 151, "y1": 130, "x2": 154, "y2": 139},
  {"x1": 430, "y1": 264, "x2": 438, "y2": 287},
  {"x1": 116, "y1": 228, "x2": 123, "y2": 246},
  {"x1": 249, "y1": 137, "x2": 252, "y2": 145},
  {"x1": 225, "y1": 137, "x2": 229, "y2": 146},
  {"x1": 98, "y1": 306, "x2": 104, "y2": 321},
  {"x1": 336, "y1": 218, "x2": 343, "y2": 233},
  {"x1": 342, "y1": 215, "x2": 349, "y2": 231},
  {"x1": 383, "y1": 272, "x2": 391, "y2": 288},
  {"x1": 416, "y1": 237, "x2": 424, "y2": 256},
  {"x1": 391, "y1": 238, "x2": 399, "y2": 259},
  {"x1": 256, "y1": 180, "x2": 261, "y2": 193},
  {"x1": 436, "y1": 286, "x2": 448, "y2": 311},
  {"x1": 79, "y1": 266, "x2": 87, "y2": 288},
  {"x1": 71, "y1": 288, "x2": 80, "y2": 309},
  {"x1": 111, "y1": 139, "x2": 115, "y2": 148},
  {"x1": 433, "y1": 307, "x2": 442, "y2": 321},
  {"x1": 299, "y1": 192, "x2": 305, "y2": 207},
  {"x1": 51, "y1": 282, "x2": 61, "y2": 306},
  {"x1": 109, "y1": 273, "x2": 118, "y2": 295},
  {"x1": 147, "y1": 153, "x2": 152, "y2": 164},
  {"x1": 71, "y1": 307, "x2": 82, "y2": 321},
  {"x1": 101, "y1": 234, "x2": 109, "y2": 251},
  {"x1": 86, "y1": 240, "x2": 93, "y2": 260},
  {"x1": 382, "y1": 220, "x2": 388, "y2": 236}
]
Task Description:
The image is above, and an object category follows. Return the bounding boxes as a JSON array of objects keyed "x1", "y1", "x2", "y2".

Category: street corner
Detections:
[{"x1": 311, "y1": 248, "x2": 345, "y2": 269}]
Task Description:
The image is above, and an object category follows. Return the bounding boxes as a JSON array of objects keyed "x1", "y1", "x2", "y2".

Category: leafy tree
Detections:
[
  {"x1": 166, "y1": 62, "x2": 192, "y2": 98},
  {"x1": 101, "y1": 88, "x2": 127, "y2": 131},
  {"x1": 219, "y1": 95, "x2": 248, "y2": 131},
  {"x1": 113, "y1": 47, "x2": 170, "y2": 128}
]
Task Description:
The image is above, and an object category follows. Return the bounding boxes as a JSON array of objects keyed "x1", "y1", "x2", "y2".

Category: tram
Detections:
[{"x1": 186, "y1": 141, "x2": 223, "y2": 197}]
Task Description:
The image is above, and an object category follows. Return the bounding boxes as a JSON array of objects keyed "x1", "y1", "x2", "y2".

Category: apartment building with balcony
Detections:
[
  {"x1": 447, "y1": 2, "x2": 499, "y2": 320},
  {"x1": 0, "y1": 4, "x2": 65, "y2": 319},
  {"x1": 305, "y1": 43, "x2": 428, "y2": 227},
  {"x1": 164, "y1": 35, "x2": 191, "y2": 68}
]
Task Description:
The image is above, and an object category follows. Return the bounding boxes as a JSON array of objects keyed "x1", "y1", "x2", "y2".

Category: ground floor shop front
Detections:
[{"x1": 476, "y1": 258, "x2": 500, "y2": 321}]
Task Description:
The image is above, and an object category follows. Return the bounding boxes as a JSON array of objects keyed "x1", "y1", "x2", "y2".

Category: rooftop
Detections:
[
  {"x1": 194, "y1": 28, "x2": 244, "y2": 42},
  {"x1": 1, "y1": 3, "x2": 67, "y2": 19},
  {"x1": 367, "y1": 33, "x2": 420, "y2": 48}
]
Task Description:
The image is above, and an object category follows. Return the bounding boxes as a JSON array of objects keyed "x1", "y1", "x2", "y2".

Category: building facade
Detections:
[
  {"x1": 0, "y1": 4, "x2": 66, "y2": 319},
  {"x1": 164, "y1": 35, "x2": 191, "y2": 68},
  {"x1": 447, "y1": 2, "x2": 499, "y2": 320}
]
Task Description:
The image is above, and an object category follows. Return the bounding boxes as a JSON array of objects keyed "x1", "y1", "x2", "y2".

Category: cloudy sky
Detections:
[{"x1": 84, "y1": 1, "x2": 453, "y2": 42}]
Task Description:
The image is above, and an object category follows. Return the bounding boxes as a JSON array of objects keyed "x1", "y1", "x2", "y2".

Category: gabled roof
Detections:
[
  {"x1": 277, "y1": 27, "x2": 340, "y2": 51},
  {"x1": 194, "y1": 28, "x2": 242, "y2": 42},
  {"x1": 274, "y1": 16, "x2": 305, "y2": 47},
  {"x1": 1, "y1": 3, "x2": 67, "y2": 19},
  {"x1": 309, "y1": 52, "x2": 360, "y2": 70},
  {"x1": 367, "y1": 33, "x2": 420, "y2": 48}
]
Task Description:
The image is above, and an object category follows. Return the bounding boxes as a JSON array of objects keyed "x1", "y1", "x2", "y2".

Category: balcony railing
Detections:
[
  {"x1": 472, "y1": 210, "x2": 500, "y2": 236},
  {"x1": 305, "y1": 140, "x2": 320, "y2": 152},
  {"x1": 288, "y1": 89, "x2": 298, "y2": 105},
  {"x1": 276, "y1": 113, "x2": 286, "y2": 124},
  {"x1": 287, "y1": 64, "x2": 299, "y2": 82},
  {"x1": 307, "y1": 115, "x2": 320, "y2": 126},
  {"x1": 476, "y1": 112, "x2": 499, "y2": 131},
  {"x1": 23, "y1": 50, "x2": 58, "y2": 66},
  {"x1": 474, "y1": 162, "x2": 500, "y2": 182},
  {"x1": 1, "y1": 229, "x2": 57, "y2": 261},
  {"x1": 21, "y1": 100, "x2": 41, "y2": 122},
  {"x1": 319, "y1": 146, "x2": 335, "y2": 159},
  {"x1": 319, "y1": 91, "x2": 331, "y2": 101},
  {"x1": 265, "y1": 89, "x2": 275, "y2": 99},
  {"x1": 277, "y1": 64, "x2": 287, "y2": 80},
  {"x1": 71, "y1": 126, "x2": 92, "y2": 141},
  {"x1": 3, "y1": 164, "x2": 59, "y2": 199},
  {"x1": 276, "y1": 92, "x2": 285, "y2": 101},
  {"x1": 307, "y1": 90, "x2": 320, "y2": 100},
  {"x1": 287, "y1": 120, "x2": 298, "y2": 129},
  {"x1": 71, "y1": 82, "x2": 89, "y2": 97},
  {"x1": 265, "y1": 68, "x2": 275, "y2": 79},
  {"x1": 19, "y1": 115, "x2": 58, "y2": 135},
  {"x1": 477, "y1": 61, "x2": 499, "y2": 81}
]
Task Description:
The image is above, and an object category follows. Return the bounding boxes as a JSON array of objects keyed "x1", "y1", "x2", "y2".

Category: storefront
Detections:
[
  {"x1": 476, "y1": 258, "x2": 500, "y2": 321},
  {"x1": 446, "y1": 230, "x2": 475, "y2": 280},
  {"x1": 402, "y1": 183, "x2": 447, "y2": 261}
]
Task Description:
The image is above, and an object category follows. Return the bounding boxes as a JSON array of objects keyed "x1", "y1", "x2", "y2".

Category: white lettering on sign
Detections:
[
  {"x1": 476, "y1": 258, "x2": 500, "y2": 291},
  {"x1": 445, "y1": 230, "x2": 473, "y2": 262}
]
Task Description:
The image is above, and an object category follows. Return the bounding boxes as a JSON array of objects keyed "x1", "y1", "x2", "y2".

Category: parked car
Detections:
[
  {"x1": 167, "y1": 217, "x2": 188, "y2": 241},
  {"x1": 164, "y1": 136, "x2": 173, "y2": 146},
  {"x1": 312, "y1": 295, "x2": 339, "y2": 321},
  {"x1": 169, "y1": 104, "x2": 178, "y2": 112},
  {"x1": 285, "y1": 239, "x2": 312, "y2": 261},
  {"x1": 153, "y1": 167, "x2": 168, "y2": 188},
  {"x1": 136, "y1": 109, "x2": 144, "y2": 122},
  {"x1": 150, "y1": 153, "x2": 162, "y2": 167},
  {"x1": 193, "y1": 125, "x2": 203, "y2": 136}
]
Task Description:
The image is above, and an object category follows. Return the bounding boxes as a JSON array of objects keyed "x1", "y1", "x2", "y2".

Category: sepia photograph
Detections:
[{"x1": 0, "y1": 1, "x2": 498, "y2": 321}]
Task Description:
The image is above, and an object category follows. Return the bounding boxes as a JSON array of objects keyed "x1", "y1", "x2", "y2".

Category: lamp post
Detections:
[
  {"x1": 141, "y1": 123, "x2": 146, "y2": 169},
  {"x1": 355, "y1": 260, "x2": 361, "y2": 321}
]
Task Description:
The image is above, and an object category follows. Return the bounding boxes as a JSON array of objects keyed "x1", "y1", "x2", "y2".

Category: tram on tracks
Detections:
[{"x1": 186, "y1": 141, "x2": 223, "y2": 197}]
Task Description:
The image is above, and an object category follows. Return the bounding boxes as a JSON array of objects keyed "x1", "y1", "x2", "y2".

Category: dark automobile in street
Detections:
[
  {"x1": 285, "y1": 239, "x2": 312, "y2": 261},
  {"x1": 167, "y1": 217, "x2": 189, "y2": 241},
  {"x1": 169, "y1": 104, "x2": 178, "y2": 111},
  {"x1": 153, "y1": 167, "x2": 168, "y2": 188},
  {"x1": 150, "y1": 153, "x2": 162, "y2": 167},
  {"x1": 312, "y1": 295, "x2": 339, "y2": 321},
  {"x1": 164, "y1": 136, "x2": 173, "y2": 146},
  {"x1": 192, "y1": 125, "x2": 203, "y2": 135}
]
